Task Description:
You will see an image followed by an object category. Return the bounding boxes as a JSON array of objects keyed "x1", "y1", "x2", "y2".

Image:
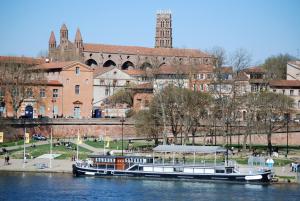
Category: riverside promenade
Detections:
[{"x1": 0, "y1": 159, "x2": 73, "y2": 173}]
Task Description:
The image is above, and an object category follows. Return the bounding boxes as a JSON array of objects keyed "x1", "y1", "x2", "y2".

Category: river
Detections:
[{"x1": 0, "y1": 172, "x2": 299, "y2": 201}]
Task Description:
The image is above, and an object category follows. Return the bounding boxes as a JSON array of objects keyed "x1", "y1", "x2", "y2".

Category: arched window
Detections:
[
  {"x1": 121, "y1": 61, "x2": 134, "y2": 70},
  {"x1": 103, "y1": 60, "x2": 116, "y2": 67},
  {"x1": 85, "y1": 59, "x2": 98, "y2": 67}
]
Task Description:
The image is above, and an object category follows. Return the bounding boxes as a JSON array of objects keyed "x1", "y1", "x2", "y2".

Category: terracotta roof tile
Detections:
[
  {"x1": 0, "y1": 56, "x2": 45, "y2": 65},
  {"x1": 234, "y1": 72, "x2": 249, "y2": 81},
  {"x1": 34, "y1": 61, "x2": 75, "y2": 70},
  {"x1": 269, "y1": 80, "x2": 300, "y2": 87},
  {"x1": 83, "y1": 43, "x2": 211, "y2": 58},
  {"x1": 47, "y1": 80, "x2": 63, "y2": 86},
  {"x1": 124, "y1": 69, "x2": 146, "y2": 76},
  {"x1": 157, "y1": 64, "x2": 214, "y2": 74},
  {"x1": 244, "y1": 66, "x2": 265, "y2": 73}
]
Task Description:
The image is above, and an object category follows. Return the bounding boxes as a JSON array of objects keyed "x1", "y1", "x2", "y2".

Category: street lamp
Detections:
[
  {"x1": 225, "y1": 118, "x2": 230, "y2": 166},
  {"x1": 120, "y1": 117, "x2": 125, "y2": 156},
  {"x1": 51, "y1": 99, "x2": 56, "y2": 118},
  {"x1": 285, "y1": 115, "x2": 289, "y2": 157}
]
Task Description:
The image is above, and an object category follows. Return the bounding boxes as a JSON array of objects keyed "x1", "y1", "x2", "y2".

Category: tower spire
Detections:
[
  {"x1": 60, "y1": 23, "x2": 68, "y2": 45},
  {"x1": 49, "y1": 31, "x2": 56, "y2": 49},
  {"x1": 155, "y1": 10, "x2": 172, "y2": 48},
  {"x1": 75, "y1": 28, "x2": 83, "y2": 50}
]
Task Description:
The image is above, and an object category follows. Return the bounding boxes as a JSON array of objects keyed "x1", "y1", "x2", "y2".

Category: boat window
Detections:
[
  {"x1": 226, "y1": 168, "x2": 233, "y2": 174},
  {"x1": 216, "y1": 169, "x2": 225, "y2": 173}
]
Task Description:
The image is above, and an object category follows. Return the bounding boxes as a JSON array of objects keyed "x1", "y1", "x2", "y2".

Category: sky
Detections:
[{"x1": 0, "y1": 0, "x2": 299, "y2": 65}]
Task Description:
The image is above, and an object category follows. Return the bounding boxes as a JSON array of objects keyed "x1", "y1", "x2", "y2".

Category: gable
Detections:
[
  {"x1": 63, "y1": 62, "x2": 93, "y2": 72},
  {"x1": 95, "y1": 67, "x2": 135, "y2": 80}
]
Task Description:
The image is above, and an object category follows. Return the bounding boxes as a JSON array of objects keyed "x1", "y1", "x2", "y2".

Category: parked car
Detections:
[
  {"x1": 294, "y1": 118, "x2": 300, "y2": 123},
  {"x1": 32, "y1": 134, "x2": 47, "y2": 141}
]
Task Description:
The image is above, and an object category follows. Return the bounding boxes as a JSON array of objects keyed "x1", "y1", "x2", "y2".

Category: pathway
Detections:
[{"x1": 1, "y1": 139, "x2": 103, "y2": 153}]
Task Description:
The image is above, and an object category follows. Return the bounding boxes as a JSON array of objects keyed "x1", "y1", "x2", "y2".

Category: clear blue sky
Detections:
[{"x1": 0, "y1": 0, "x2": 299, "y2": 64}]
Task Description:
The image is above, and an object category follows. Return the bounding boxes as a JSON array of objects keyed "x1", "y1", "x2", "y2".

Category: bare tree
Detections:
[
  {"x1": 0, "y1": 57, "x2": 45, "y2": 118},
  {"x1": 255, "y1": 91, "x2": 294, "y2": 155},
  {"x1": 229, "y1": 48, "x2": 252, "y2": 73}
]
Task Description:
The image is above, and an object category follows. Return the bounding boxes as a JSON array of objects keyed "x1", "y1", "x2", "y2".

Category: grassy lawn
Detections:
[
  {"x1": 8, "y1": 143, "x2": 92, "y2": 160},
  {"x1": 1, "y1": 140, "x2": 27, "y2": 147},
  {"x1": 0, "y1": 139, "x2": 46, "y2": 147}
]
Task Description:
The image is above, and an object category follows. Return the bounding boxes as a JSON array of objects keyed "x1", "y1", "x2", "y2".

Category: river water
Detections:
[{"x1": 0, "y1": 172, "x2": 299, "y2": 201}]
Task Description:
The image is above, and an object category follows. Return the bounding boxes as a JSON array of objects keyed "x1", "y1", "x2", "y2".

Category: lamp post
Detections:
[
  {"x1": 51, "y1": 99, "x2": 56, "y2": 118},
  {"x1": 50, "y1": 127, "x2": 53, "y2": 168},
  {"x1": 225, "y1": 118, "x2": 230, "y2": 166},
  {"x1": 238, "y1": 120, "x2": 240, "y2": 152},
  {"x1": 120, "y1": 117, "x2": 125, "y2": 156},
  {"x1": 286, "y1": 115, "x2": 289, "y2": 157}
]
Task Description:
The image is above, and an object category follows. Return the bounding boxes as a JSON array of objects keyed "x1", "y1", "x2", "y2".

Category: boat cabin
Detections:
[{"x1": 88, "y1": 155, "x2": 153, "y2": 170}]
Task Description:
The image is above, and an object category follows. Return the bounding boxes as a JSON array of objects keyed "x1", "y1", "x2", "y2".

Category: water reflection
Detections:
[{"x1": 0, "y1": 172, "x2": 299, "y2": 201}]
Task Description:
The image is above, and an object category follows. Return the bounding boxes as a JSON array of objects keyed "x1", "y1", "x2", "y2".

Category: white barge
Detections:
[{"x1": 72, "y1": 145, "x2": 272, "y2": 183}]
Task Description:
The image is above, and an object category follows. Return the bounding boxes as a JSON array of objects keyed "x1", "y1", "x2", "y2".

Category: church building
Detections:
[{"x1": 48, "y1": 11, "x2": 214, "y2": 70}]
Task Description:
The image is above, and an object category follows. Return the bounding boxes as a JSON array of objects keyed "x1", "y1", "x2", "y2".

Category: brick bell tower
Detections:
[{"x1": 155, "y1": 10, "x2": 172, "y2": 48}]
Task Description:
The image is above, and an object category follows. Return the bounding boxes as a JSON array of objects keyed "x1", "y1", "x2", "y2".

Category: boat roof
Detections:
[
  {"x1": 88, "y1": 154, "x2": 153, "y2": 159},
  {"x1": 153, "y1": 145, "x2": 227, "y2": 153}
]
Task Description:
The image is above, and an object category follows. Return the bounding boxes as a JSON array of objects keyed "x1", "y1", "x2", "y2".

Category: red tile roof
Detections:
[
  {"x1": 34, "y1": 61, "x2": 75, "y2": 70},
  {"x1": 124, "y1": 69, "x2": 146, "y2": 76},
  {"x1": 157, "y1": 64, "x2": 214, "y2": 74},
  {"x1": 83, "y1": 43, "x2": 211, "y2": 58},
  {"x1": 0, "y1": 56, "x2": 45, "y2": 65},
  {"x1": 47, "y1": 80, "x2": 63, "y2": 86},
  {"x1": 234, "y1": 72, "x2": 249, "y2": 81},
  {"x1": 269, "y1": 80, "x2": 300, "y2": 87},
  {"x1": 244, "y1": 66, "x2": 265, "y2": 73}
]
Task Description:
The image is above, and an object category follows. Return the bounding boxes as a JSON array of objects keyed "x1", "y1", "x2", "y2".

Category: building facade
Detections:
[
  {"x1": 33, "y1": 61, "x2": 93, "y2": 118},
  {"x1": 93, "y1": 67, "x2": 137, "y2": 107}
]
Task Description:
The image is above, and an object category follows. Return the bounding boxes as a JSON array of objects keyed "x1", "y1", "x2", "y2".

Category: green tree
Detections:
[
  {"x1": 263, "y1": 54, "x2": 296, "y2": 79},
  {"x1": 109, "y1": 88, "x2": 135, "y2": 107},
  {"x1": 134, "y1": 104, "x2": 162, "y2": 146}
]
